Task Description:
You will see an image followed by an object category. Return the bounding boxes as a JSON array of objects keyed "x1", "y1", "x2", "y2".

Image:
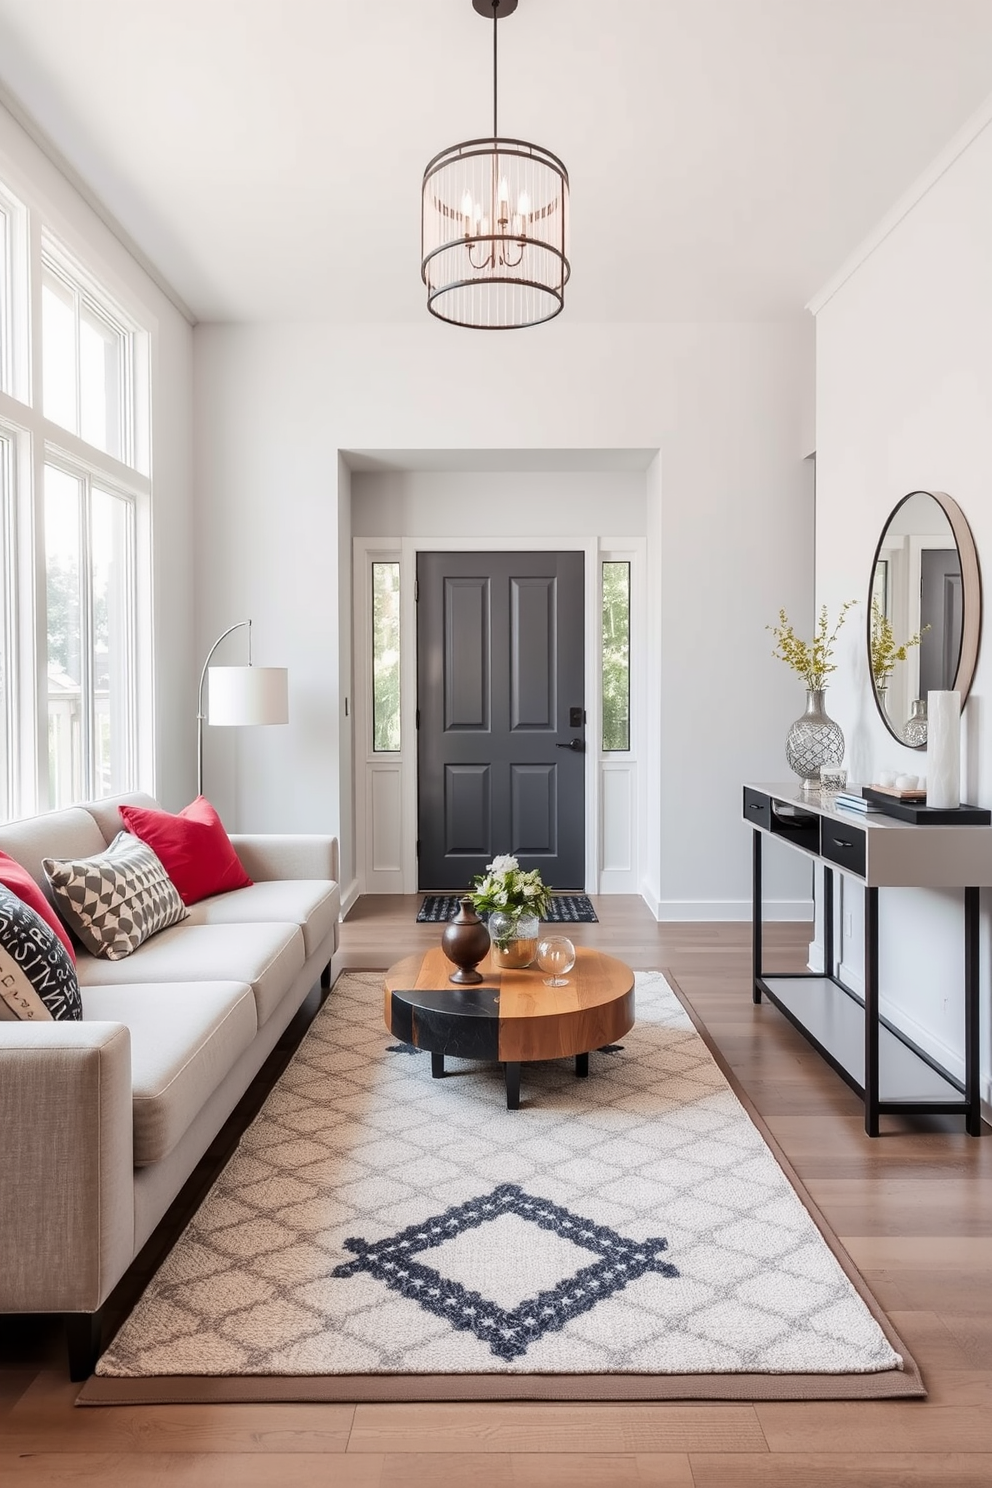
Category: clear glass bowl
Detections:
[{"x1": 536, "y1": 935, "x2": 576, "y2": 986}]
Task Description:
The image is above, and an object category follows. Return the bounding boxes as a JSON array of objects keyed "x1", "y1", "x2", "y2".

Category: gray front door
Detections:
[{"x1": 417, "y1": 550, "x2": 585, "y2": 891}]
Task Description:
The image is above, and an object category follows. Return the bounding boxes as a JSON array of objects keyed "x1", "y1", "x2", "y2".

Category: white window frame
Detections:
[
  {"x1": 0, "y1": 174, "x2": 152, "y2": 820},
  {"x1": 41, "y1": 236, "x2": 136, "y2": 470},
  {"x1": 41, "y1": 450, "x2": 138, "y2": 806}
]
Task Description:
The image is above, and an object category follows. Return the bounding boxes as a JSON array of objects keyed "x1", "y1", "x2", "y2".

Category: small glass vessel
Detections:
[
  {"x1": 903, "y1": 698, "x2": 928, "y2": 747},
  {"x1": 536, "y1": 935, "x2": 576, "y2": 987}
]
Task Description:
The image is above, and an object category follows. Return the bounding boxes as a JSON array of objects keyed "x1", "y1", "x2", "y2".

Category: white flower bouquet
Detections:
[{"x1": 470, "y1": 854, "x2": 553, "y2": 922}]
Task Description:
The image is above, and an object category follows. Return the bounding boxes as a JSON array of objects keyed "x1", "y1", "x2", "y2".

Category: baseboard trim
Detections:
[
  {"x1": 338, "y1": 877, "x2": 361, "y2": 919},
  {"x1": 654, "y1": 899, "x2": 813, "y2": 924}
]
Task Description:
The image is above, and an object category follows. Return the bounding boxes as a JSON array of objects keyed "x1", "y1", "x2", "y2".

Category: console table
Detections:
[{"x1": 744, "y1": 783, "x2": 988, "y2": 1137}]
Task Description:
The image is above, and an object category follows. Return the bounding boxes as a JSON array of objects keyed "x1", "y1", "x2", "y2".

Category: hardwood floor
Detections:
[{"x1": 3, "y1": 894, "x2": 991, "y2": 1486}]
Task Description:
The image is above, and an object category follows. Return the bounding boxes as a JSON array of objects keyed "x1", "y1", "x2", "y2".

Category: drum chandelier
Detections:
[{"x1": 421, "y1": 0, "x2": 570, "y2": 329}]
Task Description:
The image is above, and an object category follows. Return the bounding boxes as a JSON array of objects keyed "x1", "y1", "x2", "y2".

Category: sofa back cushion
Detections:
[
  {"x1": 84, "y1": 792, "x2": 161, "y2": 847},
  {"x1": 0, "y1": 807, "x2": 107, "y2": 891},
  {"x1": 43, "y1": 832, "x2": 188, "y2": 961},
  {"x1": 0, "y1": 885, "x2": 81, "y2": 1021}
]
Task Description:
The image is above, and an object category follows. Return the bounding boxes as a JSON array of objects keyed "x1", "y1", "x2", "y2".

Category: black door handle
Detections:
[{"x1": 556, "y1": 738, "x2": 584, "y2": 752}]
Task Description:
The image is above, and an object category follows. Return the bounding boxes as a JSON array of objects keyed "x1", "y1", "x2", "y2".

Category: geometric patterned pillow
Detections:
[
  {"x1": 0, "y1": 884, "x2": 82, "y2": 1020},
  {"x1": 42, "y1": 831, "x2": 188, "y2": 961}
]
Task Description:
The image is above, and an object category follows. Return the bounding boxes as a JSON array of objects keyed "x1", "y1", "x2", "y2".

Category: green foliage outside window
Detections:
[
  {"x1": 372, "y1": 562, "x2": 401, "y2": 751},
  {"x1": 602, "y1": 561, "x2": 630, "y2": 751}
]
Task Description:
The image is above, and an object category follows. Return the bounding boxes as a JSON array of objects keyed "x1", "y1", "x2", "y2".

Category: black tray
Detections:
[{"x1": 862, "y1": 788, "x2": 991, "y2": 825}]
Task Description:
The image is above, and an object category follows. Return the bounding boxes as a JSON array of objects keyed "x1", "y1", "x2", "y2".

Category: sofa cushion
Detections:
[
  {"x1": 0, "y1": 886, "x2": 81, "y2": 1022},
  {"x1": 43, "y1": 832, "x2": 189, "y2": 961},
  {"x1": 119, "y1": 796, "x2": 253, "y2": 905},
  {"x1": 0, "y1": 849, "x2": 76, "y2": 961},
  {"x1": 183, "y1": 879, "x2": 339, "y2": 959},
  {"x1": 80, "y1": 981, "x2": 258, "y2": 1165},
  {"x1": 0, "y1": 806, "x2": 107, "y2": 889},
  {"x1": 74, "y1": 921, "x2": 306, "y2": 1027}
]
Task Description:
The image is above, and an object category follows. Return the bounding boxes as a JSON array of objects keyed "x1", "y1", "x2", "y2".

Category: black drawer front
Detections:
[
  {"x1": 820, "y1": 820, "x2": 867, "y2": 877},
  {"x1": 743, "y1": 788, "x2": 771, "y2": 830}
]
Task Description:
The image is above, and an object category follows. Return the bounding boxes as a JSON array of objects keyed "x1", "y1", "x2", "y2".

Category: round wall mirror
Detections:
[{"x1": 868, "y1": 490, "x2": 981, "y2": 749}]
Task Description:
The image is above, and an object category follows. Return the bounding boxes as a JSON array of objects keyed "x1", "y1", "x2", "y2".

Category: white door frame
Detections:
[{"x1": 352, "y1": 533, "x2": 646, "y2": 898}]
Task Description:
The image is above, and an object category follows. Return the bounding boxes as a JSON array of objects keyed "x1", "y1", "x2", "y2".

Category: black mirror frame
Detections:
[{"x1": 868, "y1": 490, "x2": 982, "y2": 749}]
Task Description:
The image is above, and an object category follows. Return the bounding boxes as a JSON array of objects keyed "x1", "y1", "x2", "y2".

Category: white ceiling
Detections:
[{"x1": 0, "y1": 0, "x2": 991, "y2": 324}]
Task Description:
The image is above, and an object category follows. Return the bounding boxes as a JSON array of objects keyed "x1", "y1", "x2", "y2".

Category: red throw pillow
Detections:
[
  {"x1": 0, "y1": 849, "x2": 77, "y2": 962},
  {"x1": 118, "y1": 797, "x2": 252, "y2": 906}
]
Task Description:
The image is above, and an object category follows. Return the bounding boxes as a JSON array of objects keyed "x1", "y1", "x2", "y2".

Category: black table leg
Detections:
[
  {"x1": 752, "y1": 828, "x2": 763, "y2": 1002},
  {"x1": 505, "y1": 1062, "x2": 520, "y2": 1109},
  {"x1": 965, "y1": 887, "x2": 982, "y2": 1136},
  {"x1": 575, "y1": 1052, "x2": 589, "y2": 1078},
  {"x1": 864, "y1": 886, "x2": 879, "y2": 1137},
  {"x1": 431, "y1": 1050, "x2": 445, "y2": 1079}
]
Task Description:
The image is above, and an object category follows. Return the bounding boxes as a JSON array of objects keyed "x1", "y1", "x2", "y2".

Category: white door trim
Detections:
[{"x1": 353, "y1": 533, "x2": 647, "y2": 897}]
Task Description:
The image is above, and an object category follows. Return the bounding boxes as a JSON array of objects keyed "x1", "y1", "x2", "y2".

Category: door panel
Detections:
[
  {"x1": 443, "y1": 765, "x2": 491, "y2": 854},
  {"x1": 418, "y1": 550, "x2": 584, "y2": 889}
]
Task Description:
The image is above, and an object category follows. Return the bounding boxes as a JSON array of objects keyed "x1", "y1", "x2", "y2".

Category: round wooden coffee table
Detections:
[{"x1": 383, "y1": 945, "x2": 635, "y2": 1109}]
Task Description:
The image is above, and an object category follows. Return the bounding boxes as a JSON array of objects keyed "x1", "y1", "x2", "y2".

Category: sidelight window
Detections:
[
  {"x1": 372, "y1": 560, "x2": 401, "y2": 751},
  {"x1": 602, "y1": 560, "x2": 630, "y2": 752}
]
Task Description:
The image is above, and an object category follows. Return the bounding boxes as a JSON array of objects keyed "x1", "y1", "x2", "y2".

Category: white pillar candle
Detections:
[{"x1": 926, "y1": 691, "x2": 961, "y2": 809}]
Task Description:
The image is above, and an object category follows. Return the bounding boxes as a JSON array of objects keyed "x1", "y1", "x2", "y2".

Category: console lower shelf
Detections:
[{"x1": 759, "y1": 975, "x2": 965, "y2": 1106}]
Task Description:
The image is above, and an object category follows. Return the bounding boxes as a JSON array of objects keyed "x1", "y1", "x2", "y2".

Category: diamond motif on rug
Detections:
[{"x1": 332, "y1": 1182, "x2": 677, "y2": 1360}]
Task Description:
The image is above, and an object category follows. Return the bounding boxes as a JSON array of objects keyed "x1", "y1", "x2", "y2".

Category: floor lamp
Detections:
[{"x1": 197, "y1": 620, "x2": 289, "y2": 796}]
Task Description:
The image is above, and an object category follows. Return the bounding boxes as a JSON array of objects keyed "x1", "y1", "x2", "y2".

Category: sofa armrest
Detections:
[
  {"x1": 228, "y1": 834, "x2": 339, "y2": 885},
  {"x1": 0, "y1": 1022, "x2": 134, "y2": 1314}
]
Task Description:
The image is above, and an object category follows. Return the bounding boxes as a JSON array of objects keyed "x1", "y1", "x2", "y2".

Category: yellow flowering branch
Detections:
[
  {"x1": 870, "y1": 599, "x2": 929, "y2": 687},
  {"x1": 768, "y1": 601, "x2": 857, "y2": 689}
]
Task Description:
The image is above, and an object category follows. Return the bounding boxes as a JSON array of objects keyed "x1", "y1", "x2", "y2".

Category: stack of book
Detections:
[{"x1": 833, "y1": 787, "x2": 884, "y2": 814}]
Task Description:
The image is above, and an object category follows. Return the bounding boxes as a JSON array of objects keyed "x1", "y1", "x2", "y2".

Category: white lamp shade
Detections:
[{"x1": 208, "y1": 666, "x2": 288, "y2": 726}]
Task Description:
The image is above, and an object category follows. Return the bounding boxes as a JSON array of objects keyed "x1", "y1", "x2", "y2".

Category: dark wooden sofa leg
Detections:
[
  {"x1": 65, "y1": 1311, "x2": 101, "y2": 1381},
  {"x1": 320, "y1": 961, "x2": 332, "y2": 989}
]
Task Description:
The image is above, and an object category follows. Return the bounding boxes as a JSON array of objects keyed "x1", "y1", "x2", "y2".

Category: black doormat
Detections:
[{"x1": 417, "y1": 894, "x2": 598, "y2": 924}]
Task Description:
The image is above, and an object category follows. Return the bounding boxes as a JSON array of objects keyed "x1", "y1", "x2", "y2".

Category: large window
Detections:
[
  {"x1": 0, "y1": 188, "x2": 149, "y2": 819},
  {"x1": 42, "y1": 251, "x2": 131, "y2": 463},
  {"x1": 0, "y1": 202, "x2": 10, "y2": 395},
  {"x1": 0, "y1": 431, "x2": 11, "y2": 819},
  {"x1": 45, "y1": 465, "x2": 134, "y2": 806}
]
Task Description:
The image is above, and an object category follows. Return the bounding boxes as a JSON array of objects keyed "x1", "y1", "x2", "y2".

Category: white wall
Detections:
[
  {"x1": 194, "y1": 318, "x2": 813, "y2": 917},
  {"x1": 351, "y1": 470, "x2": 648, "y2": 537},
  {"x1": 813, "y1": 111, "x2": 992, "y2": 1100},
  {"x1": 0, "y1": 102, "x2": 194, "y2": 812}
]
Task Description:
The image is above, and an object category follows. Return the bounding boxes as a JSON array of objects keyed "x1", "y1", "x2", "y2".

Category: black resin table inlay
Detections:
[{"x1": 390, "y1": 986, "x2": 501, "y2": 1063}]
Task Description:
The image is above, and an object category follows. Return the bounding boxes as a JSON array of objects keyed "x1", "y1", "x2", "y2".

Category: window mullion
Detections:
[{"x1": 79, "y1": 474, "x2": 95, "y2": 798}]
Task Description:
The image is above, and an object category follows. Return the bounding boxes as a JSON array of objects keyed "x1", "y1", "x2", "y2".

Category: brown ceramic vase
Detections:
[{"x1": 441, "y1": 897, "x2": 491, "y2": 984}]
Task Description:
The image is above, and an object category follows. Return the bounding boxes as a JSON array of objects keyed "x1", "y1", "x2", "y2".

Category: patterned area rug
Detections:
[
  {"x1": 82, "y1": 971, "x2": 923, "y2": 1403},
  {"x1": 417, "y1": 894, "x2": 598, "y2": 923}
]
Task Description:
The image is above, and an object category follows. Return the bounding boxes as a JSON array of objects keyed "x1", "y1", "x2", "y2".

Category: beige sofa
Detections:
[{"x1": 0, "y1": 792, "x2": 340, "y2": 1377}]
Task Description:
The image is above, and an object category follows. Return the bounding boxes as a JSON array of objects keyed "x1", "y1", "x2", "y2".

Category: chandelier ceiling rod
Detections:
[{"x1": 491, "y1": 0, "x2": 498, "y2": 141}]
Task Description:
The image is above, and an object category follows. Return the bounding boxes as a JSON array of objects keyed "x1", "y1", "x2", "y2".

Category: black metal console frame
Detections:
[{"x1": 750, "y1": 805, "x2": 982, "y2": 1139}]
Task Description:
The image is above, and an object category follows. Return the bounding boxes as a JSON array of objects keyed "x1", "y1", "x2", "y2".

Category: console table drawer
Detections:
[
  {"x1": 743, "y1": 787, "x2": 771, "y2": 830},
  {"x1": 820, "y1": 820, "x2": 866, "y2": 877}
]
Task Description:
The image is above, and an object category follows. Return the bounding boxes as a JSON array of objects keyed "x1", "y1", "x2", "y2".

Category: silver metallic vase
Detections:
[{"x1": 786, "y1": 689, "x2": 845, "y2": 790}]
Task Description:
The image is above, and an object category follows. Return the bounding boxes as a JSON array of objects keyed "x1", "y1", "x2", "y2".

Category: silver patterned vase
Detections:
[
  {"x1": 786, "y1": 689, "x2": 845, "y2": 790},
  {"x1": 902, "y1": 698, "x2": 928, "y2": 748}
]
